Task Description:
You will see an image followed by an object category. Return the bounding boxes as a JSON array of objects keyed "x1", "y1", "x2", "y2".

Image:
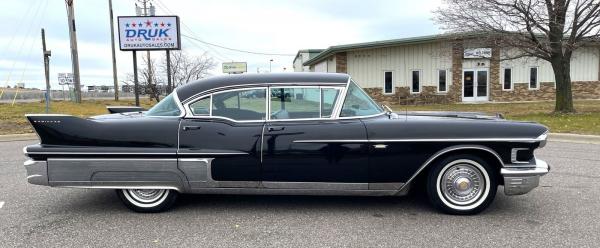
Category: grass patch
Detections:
[
  {"x1": 390, "y1": 100, "x2": 600, "y2": 135},
  {"x1": 0, "y1": 99, "x2": 155, "y2": 135},
  {"x1": 1, "y1": 99, "x2": 599, "y2": 135}
]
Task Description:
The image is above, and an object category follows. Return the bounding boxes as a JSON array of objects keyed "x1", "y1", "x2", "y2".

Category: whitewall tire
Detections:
[
  {"x1": 116, "y1": 189, "x2": 178, "y2": 213},
  {"x1": 426, "y1": 155, "x2": 498, "y2": 215}
]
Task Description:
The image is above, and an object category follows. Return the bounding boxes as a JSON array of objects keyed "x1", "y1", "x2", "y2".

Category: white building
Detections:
[{"x1": 294, "y1": 33, "x2": 600, "y2": 104}]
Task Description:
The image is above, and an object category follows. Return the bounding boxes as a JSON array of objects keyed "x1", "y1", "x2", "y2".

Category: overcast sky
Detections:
[{"x1": 0, "y1": 0, "x2": 442, "y2": 89}]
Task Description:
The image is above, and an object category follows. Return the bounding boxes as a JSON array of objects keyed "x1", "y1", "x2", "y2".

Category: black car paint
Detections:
[{"x1": 25, "y1": 73, "x2": 548, "y2": 185}]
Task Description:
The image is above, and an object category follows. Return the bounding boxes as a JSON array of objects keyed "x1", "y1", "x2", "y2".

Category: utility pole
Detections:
[
  {"x1": 41, "y1": 29, "x2": 52, "y2": 113},
  {"x1": 65, "y1": 0, "x2": 82, "y2": 103},
  {"x1": 137, "y1": 0, "x2": 155, "y2": 97},
  {"x1": 108, "y1": 0, "x2": 119, "y2": 101}
]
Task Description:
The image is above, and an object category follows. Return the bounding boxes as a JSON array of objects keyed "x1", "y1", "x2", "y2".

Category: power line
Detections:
[
  {"x1": 152, "y1": 0, "x2": 234, "y2": 61},
  {"x1": 181, "y1": 34, "x2": 295, "y2": 57},
  {"x1": 153, "y1": 0, "x2": 294, "y2": 57}
]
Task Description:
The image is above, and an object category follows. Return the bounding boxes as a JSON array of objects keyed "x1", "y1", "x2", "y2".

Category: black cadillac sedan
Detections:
[{"x1": 23, "y1": 73, "x2": 549, "y2": 215}]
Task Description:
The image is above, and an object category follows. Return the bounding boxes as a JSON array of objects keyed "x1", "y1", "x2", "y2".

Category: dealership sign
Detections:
[
  {"x1": 117, "y1": 16, "x2": 181, "y2": 51},
  {"x1": 464, "y1": 48, "x2": 492, "y2": 59},
  {"x1": 223, "y1": 62, "x2": 248, "y2": 74}
]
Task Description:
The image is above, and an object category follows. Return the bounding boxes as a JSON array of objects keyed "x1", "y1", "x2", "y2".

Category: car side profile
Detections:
[{"x1": 23, "y1": 73, "x2": 549, "y2": 215}]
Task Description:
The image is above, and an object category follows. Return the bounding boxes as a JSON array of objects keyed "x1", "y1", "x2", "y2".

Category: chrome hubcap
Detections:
[
  {"x1": 440, "y1": 163, "x2": 484, "y2": 205},
  {"x1": 127, "y1": 189, "x2": 166, "y2": 203}
]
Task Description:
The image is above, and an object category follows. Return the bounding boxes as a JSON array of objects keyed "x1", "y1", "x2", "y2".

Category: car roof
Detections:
[{"x1": 176, "y1": 72, "x2": 350, "y2": 101}]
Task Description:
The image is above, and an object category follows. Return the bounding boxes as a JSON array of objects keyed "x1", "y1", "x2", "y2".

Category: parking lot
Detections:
[{"x1": 1, "y1": 139, "x2": 599, "y2": 247}]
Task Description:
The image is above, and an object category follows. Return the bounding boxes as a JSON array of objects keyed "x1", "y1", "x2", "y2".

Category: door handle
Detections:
[
  {"x1": 182, "y1": 126, "x2": 202, "y2": 131},
  {"x1": 267, "y1": 126, "x2": 285, "y2": 132}
]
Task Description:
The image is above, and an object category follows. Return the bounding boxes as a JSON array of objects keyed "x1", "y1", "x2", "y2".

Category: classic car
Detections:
[{"x1": 23, "y1": 73, "x2": 549, "y2": 215}]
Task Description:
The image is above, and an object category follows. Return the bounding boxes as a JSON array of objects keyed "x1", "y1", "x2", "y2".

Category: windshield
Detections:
[
  {"x1": 340, "y1": 80, "x2": 383, "y2": 117},
  {"x1": 145, "y1": 93, "x2": 181, "y2": 117}
]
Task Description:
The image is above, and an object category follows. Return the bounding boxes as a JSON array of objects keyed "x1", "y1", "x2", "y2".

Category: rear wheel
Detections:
[
  {"x1": 116, "y1": 189, "x2": 178, "y2": 213},
  {"x1": 426, "y1": 155, "x2": 497, "y2": 215}
]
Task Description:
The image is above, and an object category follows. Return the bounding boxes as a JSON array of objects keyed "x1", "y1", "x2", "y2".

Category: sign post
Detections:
[{"x1": 117, "y1": 15, "x2": 181, "y2": 105}]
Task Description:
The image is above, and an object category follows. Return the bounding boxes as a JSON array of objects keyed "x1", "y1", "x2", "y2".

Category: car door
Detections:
[
  {"x1": 178, "y1": 87, "x2": 267, "y2": 186},
  {"x1": 261, "y1": 86, "x2": 370, "y2": 184}
]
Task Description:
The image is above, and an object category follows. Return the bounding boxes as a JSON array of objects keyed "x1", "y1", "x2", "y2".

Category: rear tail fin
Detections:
[{"x1": 26, "y1": 114, "x2": 92, "y2": 145}]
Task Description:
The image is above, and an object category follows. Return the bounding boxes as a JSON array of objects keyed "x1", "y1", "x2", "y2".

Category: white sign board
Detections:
[
  {"x1": 117, "y1": 16, "x2": 180, "y2": 51},
  {"x1": 223, "y1": 62, "x2": 248, "y2": 74},
  {"x1": 464, "y1": 48, "x2": 492, "y2": 59},
  {"x1": 57, "y1": 73, "x2": 73, "y2": 85}
]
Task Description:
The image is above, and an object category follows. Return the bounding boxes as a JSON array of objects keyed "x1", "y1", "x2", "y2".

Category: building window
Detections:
[
  {"x1": 503, "y1": 68, "x2": 512, "y2": 90},
  {"x1": 411, "y1": 70, "x2": 421, "y2": 93},
  {"x1": 529, "y1": 67, "x2": 538, "y2": 89},
  {"x1": 383, "y1": 71, "x2": 393, "y2": 94},
  {"x1": 438, "y1": 69, "x2": 447, "y2": 93}
]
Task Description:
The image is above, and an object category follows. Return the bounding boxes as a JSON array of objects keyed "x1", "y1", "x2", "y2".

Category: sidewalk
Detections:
[{"x1": 2, "y1": 132, "x2": 599, "y2": 144}]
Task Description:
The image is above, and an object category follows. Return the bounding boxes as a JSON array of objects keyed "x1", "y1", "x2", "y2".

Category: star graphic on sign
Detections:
[
  {"x1": 160, "y1": 22, "x2": 165, "y2": 27},
  {"x1": 138, "y1": 22, "x2": 143, "y2": 27},
  {"x1": 154, "y1": 23, "x2": 158, "y2": 27},
  {"x1": 131, "y1": 22, "x2": 136, "y2": 27},
  {"x1": 167, "y1": 23, "x2": 171, "y2": 27},
  {"x1": 125, "y1": 23, "x2": 130, "y2": 27},
  {"x1": 146, "y1": 20, "x2": 152, "y2": 27}
]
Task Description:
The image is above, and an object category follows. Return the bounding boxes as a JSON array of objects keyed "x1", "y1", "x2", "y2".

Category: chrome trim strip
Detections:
[
  {"x1": 62, "y1": 185, "x2": 181, "y2": 192},
  {"x1": 178, "y1": 152, "x2": 249, "y2": 155},
  {"x1": 25, "y1": 152, "x2": 177, "y2": 155},
  {"x1": 181, "y1": 82, "x2": 346, "y2": 104},
  {"x1": 262, "y1": 181, "x2": 368, "y2": 190},
  {"x1": 510, "y1": 148, "x2": 530, "y2": 164},
  {"x1": 293, "y1": 137, "x2": 544, "y2": 143},
  {"x1": 397, "y1": 145, "x2": 505, "y2": 193},
  {"x1": 40, "y1": 158, "x2": 177, "y2": 161},
  {"x1": 25, "y1": 114, "x2": 72, "y2": 117},
  {"x1": 260, "y1": 124, "x2": 266, "y2": 163}
]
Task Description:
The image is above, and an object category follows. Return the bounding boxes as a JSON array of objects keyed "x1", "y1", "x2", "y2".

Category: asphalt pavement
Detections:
[{"x1": 1, "y1": 140, "x2": 599, "y2": 247}]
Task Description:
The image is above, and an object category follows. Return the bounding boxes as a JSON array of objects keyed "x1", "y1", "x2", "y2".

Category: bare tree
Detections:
[
  {"x1": 161, "y1": 51, "x2": 216, "y2": 93},
  {"x1": 435, "y1": 0, "x2": 600, "y2": 112},
  {"x1": 127, "y1": 54, "x2": 162, "y2": 102}
]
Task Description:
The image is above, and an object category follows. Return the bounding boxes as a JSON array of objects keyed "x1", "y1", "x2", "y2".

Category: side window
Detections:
[
  {"x1": 503, "y1": 68, "x2": 512, "y2": 90},
  {"x1": 411, "y1": 70, "x2": 421, "y2": 93},
  {"x1": 383, "y1": 71, "x2": 393, "y2": 94},
  {"x1": 529, "y1": 67, "x2": 538, "y2": 89},
  {"x1": 321, "y1": 88, "x2": 341, "y2": 118},
  {"x1": 145, "y1": 93, "x2": 181, "y2": 117},
  {"x1": 189, "y1": 97, "x2": 210, "y2": 115},
  {"x1": 340, "y1": 81, "x2": 383, "y2": 117},
  {"x1": 438, "y1": 69, "x2": 447, "y2": 92},
  {"x1": 211, "y1": 88, "x2": 266, "y2": 121},
  {"x1": 270, "y1": 87, "x2": 320, "y2": 119}
]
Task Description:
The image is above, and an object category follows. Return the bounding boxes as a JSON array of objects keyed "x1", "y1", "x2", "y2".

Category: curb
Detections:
[
  {"x1": 1, "y1": 132, "x2": 599, "y2": 144},
  {"x1": 548, "y1": 133, "x2": 600, "y2": 145},
  {"x1": 0, "y1": 133, "x2": 38, "y2": 142}
]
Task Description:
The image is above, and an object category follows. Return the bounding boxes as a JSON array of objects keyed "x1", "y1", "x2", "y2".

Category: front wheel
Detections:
[
  {"x1": 426, "y1": 155, "x2": 498, "y2": 215},
  {"x1": 116, "y1": 189, "x2": 178, "y2": 213}
]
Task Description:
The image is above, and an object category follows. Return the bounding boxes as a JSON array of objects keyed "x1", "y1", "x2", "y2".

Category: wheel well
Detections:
[{"x1": 411, "y1": 148, "x2": 505, "y2": 191}]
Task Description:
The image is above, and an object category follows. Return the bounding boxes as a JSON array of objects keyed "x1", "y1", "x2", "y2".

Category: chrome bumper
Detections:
[
  {"x1": 501, "y1": 159, "x2": 550, "y2": 196},
  {"x1": 24, "y1": 160, "x2": 49, "y2": 186}
]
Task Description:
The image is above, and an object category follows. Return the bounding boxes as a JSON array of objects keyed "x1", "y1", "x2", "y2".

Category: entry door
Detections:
[
  {"x1": 261, "y1": 120, "x2": 369, "y2": 183},
  {"x1": 463, "y1": 69, "x2": 489, "y2": 102},
  {"x1": 261, "y1": 86, "x2": 369, "y2": 184}
]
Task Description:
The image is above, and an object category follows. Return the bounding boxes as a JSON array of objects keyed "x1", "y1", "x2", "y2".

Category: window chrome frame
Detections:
[
  {"x1": 335, "y1": 78, "x2": 386, "y2": 120},
  {"x1": 183, "y1": 86, "x2": 269, "y2": 123},
  {"x1": 181, "y1": 78, "x2": 385, "y2": 122},
  {"x1": 267, "y1": 85, "x2": 345, "y2": 122},
  {"x1": 146, "y1": 90, "x2": 185, "y2": 118}
]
